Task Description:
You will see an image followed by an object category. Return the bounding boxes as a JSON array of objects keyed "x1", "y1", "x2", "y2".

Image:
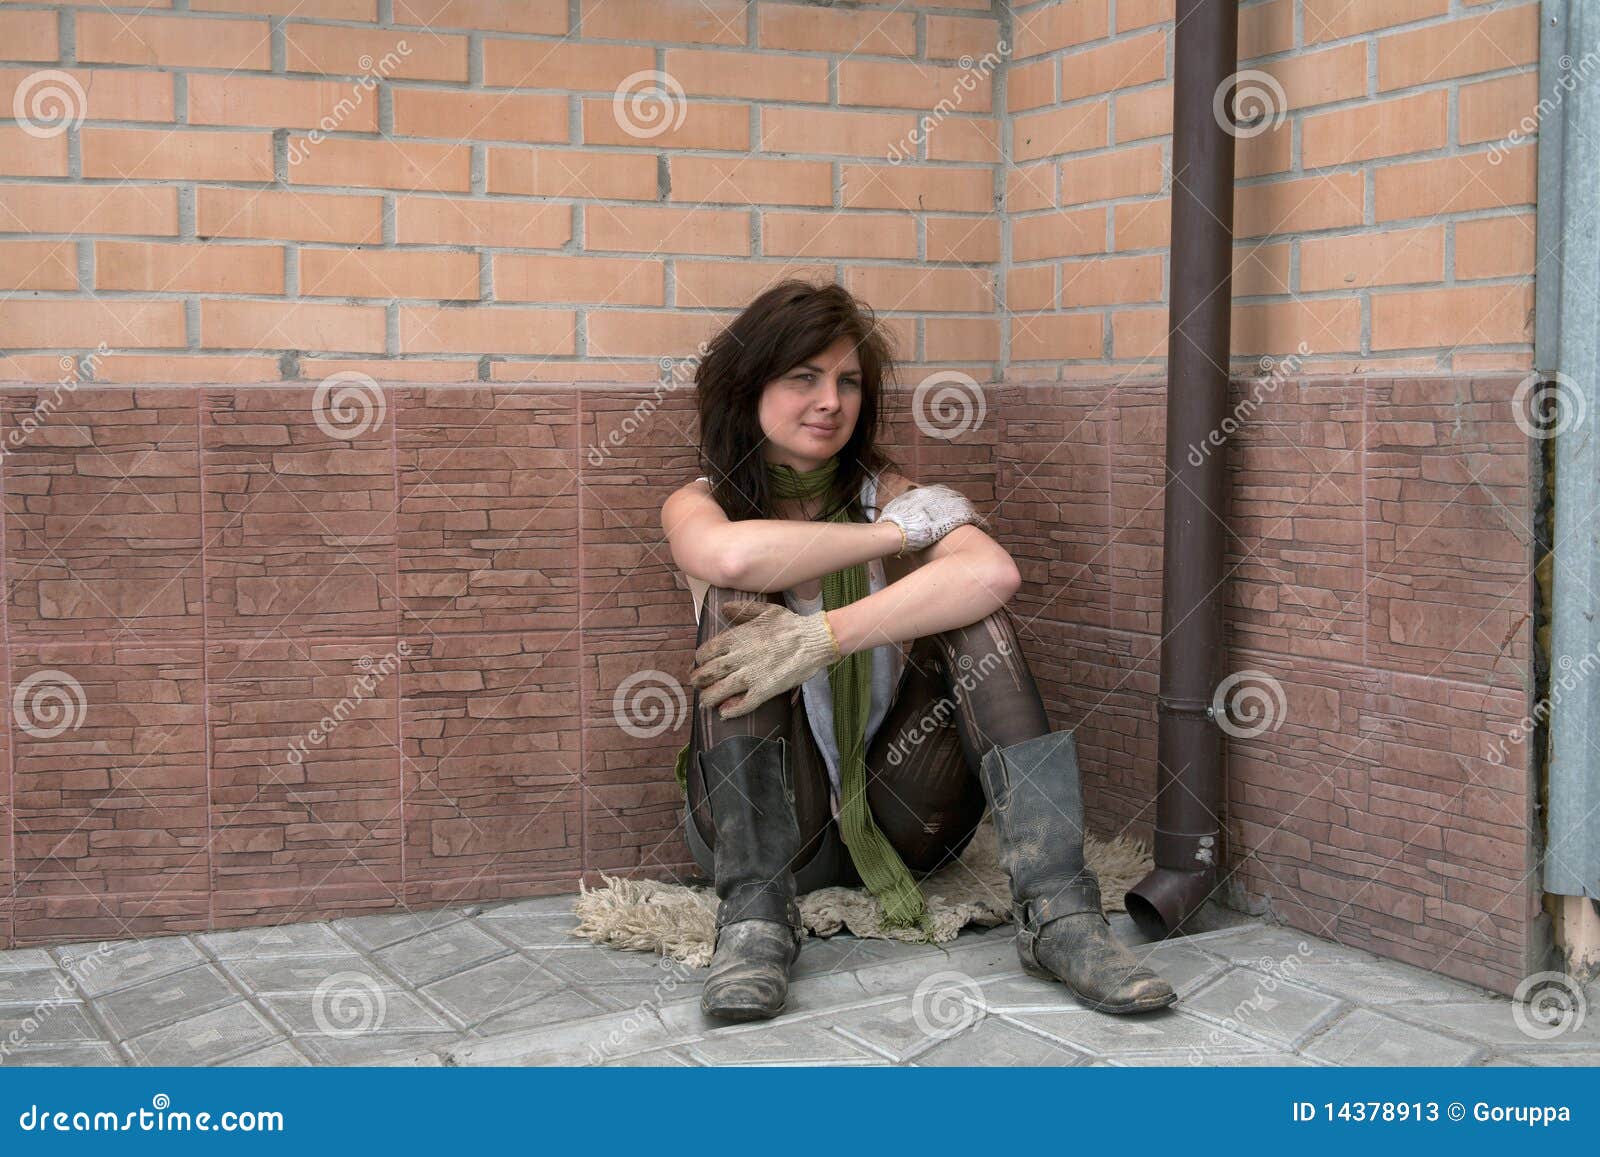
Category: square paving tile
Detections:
[
  {"x1": 418, "y1": 953, "x2": 570, "y2": 1025},
  {"x1": 200, "y1": 923, "x2": 351, "y2": 959},
  {"x1": 830, "y1": 994, "x2": 988, "y2": 1062},
  {"x1": 0, "y1": 967, "x2": 79, "y2": 1004},
  {"x1": 913, "y1": 1017, "x2": 1088, "y2": 1066},
  {"x1": 0, "y1": 1001, "x2": 105, "y2": 1047},
  {"x1": 0, "y1": 1041, "x2": 123, "y2": 1065},
  {"x1": 122, "y1": 1002, "x2": 281, "y2": 1066},
  {"x1": 1390, "y1": 998, "x2": 1600, "y2": 1050},
  {"x1": 296, "y1": 1031, "x2": 460, "y2": 1066},
  {"x1": 259, "y1": 987, "x2": 453, "y2": 1036},
  {"x1": 685, "y1": 1021, "x2": 885, "y2": 1066},
  {"x1": 1181, "y1": 966, "x2": 1347, "y2": 1049},
  {"x1": 471, "y1": 988, "x2": 612, "y2": 1041},
  {"x1": 54, "y1": 937, "x2": 204, "y2": 998},
  {"x1": 1301, "y1": 1008, "x2": 1485, "y2": 1066},
  {"x1": 476, "y1": 911, "x2": 588, "y2": 950},
  {"x1": 333, "y1": 910, "x2": 465, "y2": 952},
  {"x1": 220, "y1": 952, "x2": 389, "y2": 995},
  {"x1": 93, "y1": 964, "x2": 240, "y2": 1039},
  {"x1": 1005, "y1": 1006, "x2": 1266, "y2": 1057},
  {"x1": 371, "y1": 922, "x2": 510, "y2": 987},
  {"x1": 219, "y1": 1040, "x2": 311, "y2": 1066},
  {"x1": 536, "y1": 943, "x2": 696, "y2": 987}
]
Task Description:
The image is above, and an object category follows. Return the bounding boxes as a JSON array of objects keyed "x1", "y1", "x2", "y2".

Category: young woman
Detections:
[{"x1": 660, "y1": 280, "x2": 1176, "y2": 1023}]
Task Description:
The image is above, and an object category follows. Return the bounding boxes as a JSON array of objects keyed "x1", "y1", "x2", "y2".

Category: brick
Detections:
[
  {"x1": 1232, "y1": 242, "x2": 1291, "y2": 297},
  {"x1": 1058, "y1": 143, "x2": 1163, "y2": 205},
  {"x1": 927, "y1": 216, "x2": 1001, "y2": 263},
  {"x1": 393, "y1": 89, "x2": 568, "y2": 144},
  {"x1": 1013, "y1": 0, "x2": 1111, "y2": 60},
  {"x1": 286, "y1": 24, "x2": 468, "y2": 81},
  {"x1": 927, "y1": 15, "x2": 1006, "y2": 63},
  {"x1": 1113, "y1": 85, "x2": 1169, "y2": 142},
  {"x1": 82, "y1": 127, "x2": 273, "y2": 182},
  {"x1": 0, "y1": 184, "x2": 179, "y2": 236},
  {"x1": 392, "y1": 0, "x2": 568, "y2": 35},
  {"x1": 1013, "y1": 206, "x2": 1106, "y2": 261},
  {"x1": 0, "y1": 299, "x2": 186, "y2": 348},
  {"x1": 586, "y1": 309, "x2": 736, "y2": 358},
  {"x1": 663, "y1": 48, "x2": 829, "y2": 103},
  {"x1": 482, "y1": 39, "x2": 652, "y2": 90},
  {"x1": 0, "y1": 9, "x2": 58, "y2": 60},
  {"x1": 585, "y1": 205, "x2": 749, "y2": 256},
  {"x1": 487, "y1": 148, "x2": 656, "y2": 200},
  {"x1": 762, "y1": 108, "x2": 918, "y2": 159},
  {"x1": 1236, "y1": 124, "x2": 1293, "y2": 177},
  {"x1": 1304, "y1": 0, "x2": 1449, "y2": 44},
  {"x1": 0, "y1": 127, "x2": 68, "y2": 177},
  {"x1": 1058, "y1": 30, "x2": 1165, "y2": 102},
  {"x1": 1010, "y1": 312, "x2": 1102, "y2": 360},
  {"x1": 193, "y1": 0, "x2": 373, "y2": 14},
  {"x1": 927, "y1": 117, "x2": 1002, "y2": 164},
  {"x1": 757, "y1": 5, "x2": 915, "y2": 56},
  {"x1": 300, "y1": 248, "x2": 479, "y2": 300},
  {"x1": 1114, "y1": 197, "x2": 1168, "y2": 250},
  {"x1": 1008, "y1": 58, "x2": 1057, "y2": 112},
  {"x1": 1239, "y1": 0, "x2": 1294, "y2": 59},
  {"x1": 77, "y1": 12, "x2": 270, "y2": 70},
  {"x1": 0, "y1": 66, "x2": 173, "y2": 123},
  {"x1": 583, "y1": 0, "x2": 744, "y2": 44},
  {"x1": 400, "y1": 306, "x2": 575, "y2": 354},
  {"x1": 1302, "y1": 90, "x2": 1447, "y2": 169},
  {"x1": 1112, "y1": 308, "x2": 1165, "y2": 357},
  {"x1": 91, "y1": 355, "x2": 280, "y2": 383},
  {"x1": 1454, "y1": 214, "x2": 1535, "y2": 280},
  {"x1": 1371, "y1": 284, "x2": 1533, "y2": 350},
  {"x1": 1116, "y1": 0, "x2": 1172, "y2": 33},
  {"x1": 582, "y1": 97, "x2": 749, "y2": 151},
  {"x1": 1378, "y1": 5, "x2": 1538, "y2": 92},
  {"x1": 924, "y1": 317, "x2": 1001, "y2": 363},
  {"x1": 188, "y1": 73, "x2": 379, "y2": 130},
  {"x1": 1007, "y1": 265, "x2": 1055, "y2": 310},
  {"x1": 1006, "y1": 163, "x2": 1055, "y2": 213},
  {"x1": 1299, "y1": 226, "x2": 1443, "y2": 291},
  {"x1": 394, "y1": 195, "x2": 571, "y2": 247},
  {"x1": 201, "y1": 299, "x2": 387, "y2": 352},
  {"x1": 1459, "y1": 72, "x2": 1539, "y2": 146},
  {"x1": 1374, "y1": 148, "x2": 1535, "y2": 220},
  {"x1": 197, "y1": 187, "x2": 383, "y2": 244},
  {"x1": 844, "y1": 266, "x2": 994, "y2": 313},
  {"x1": 287, "y1": 136, "x2": 471, "y2": 192},
  {"x1": 493, "y1": 254, "x2": 664, "y2": 306},
  {"x1": 674, "y1": 262, "x2": 833, "y2": 309},
  {"x1": 1060, "y1": 254, "x2": 1162, "y2": 306},
  {"x1": 95, "y1": 240, "x2": 285, "y2": 294},
  {"x1": 1012, "y1": 101, "x2": 1109, "y2": 161},
  {"x1": 0, "y1": 241, "x2": 76, "y2": 290},
  {"x1": 1253, "y1": 43, "x2": 1365, "y2": 112},
  {"x1": 839, "y1": 60, "x2": 993, "y2": 114},
  {"x1": 761, "y1": 212, "x2": 916, "y2": 260},
  {"x1": 1233, "y1": 299, "x2": 1362, "y2": 354},
  {"x1": 1235, "y1": 172, "x2": 1364, "y2": 237},
  {"x1": 840, "y1": 164, "x2": 995, "y2": 212},
  {"x1": 669, "y1": 156, "x2": 831, "y2": 206}
]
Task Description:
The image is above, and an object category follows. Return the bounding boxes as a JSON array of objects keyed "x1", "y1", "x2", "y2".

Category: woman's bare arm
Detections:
[
  {"x1": 661, "y1": 479, "x2": 903, "y2": 593},
  {"x1": 824, "y1": 523, "x2": 1021, "y2": 656}
]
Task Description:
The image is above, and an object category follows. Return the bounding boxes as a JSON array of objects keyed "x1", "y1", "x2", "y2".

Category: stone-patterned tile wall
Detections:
[{"x1": 0, "y1": 375, "x2": 1541, "y2": 998}]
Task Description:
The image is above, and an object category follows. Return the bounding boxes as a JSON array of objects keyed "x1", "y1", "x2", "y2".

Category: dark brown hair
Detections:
[{"x1": 694, "y1": 279, "x2": 903, "y2": 525}]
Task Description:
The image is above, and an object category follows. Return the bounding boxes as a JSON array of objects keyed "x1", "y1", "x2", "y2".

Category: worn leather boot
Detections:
[
  {"x1": 976, "y1": 728, "x2": 1177, "y2": 1015},
  {"x1": 697, "y1": 732, "x2": 805, "y2": 1021}
]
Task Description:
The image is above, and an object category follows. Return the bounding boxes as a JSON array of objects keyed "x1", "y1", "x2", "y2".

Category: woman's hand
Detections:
[
  {"x1": 688, "y1": 601, "x2": 841, "y2": 719},
  {"x1": 876, "y1": 483, "x2": 987, "y2": 555}
]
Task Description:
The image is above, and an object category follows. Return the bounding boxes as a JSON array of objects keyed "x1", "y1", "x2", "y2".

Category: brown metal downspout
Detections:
[{"x1": 1124, "y1": 0, "x2": 1239, "y2": 939}]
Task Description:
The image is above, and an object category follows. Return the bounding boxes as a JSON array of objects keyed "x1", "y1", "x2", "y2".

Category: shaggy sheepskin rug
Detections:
[{"x1": 570, "y1": 818, "x2": 1152, "y2": 968}]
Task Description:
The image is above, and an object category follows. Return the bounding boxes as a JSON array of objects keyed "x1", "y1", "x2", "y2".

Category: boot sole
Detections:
[
  {"x1": 1021, "y1": 958, "x2": 1179, "y2": 1015},
  {"x1": 700, "y1": 998, "x2": 785, "y2": 1021}
]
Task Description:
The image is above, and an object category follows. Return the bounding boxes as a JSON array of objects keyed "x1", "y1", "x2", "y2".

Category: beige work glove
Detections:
[
  {"x1": 876, "y1": 483, "x2": 988, "y2": 555},
  {"x1": 689, "y1": 601, "x2": 841, "y2": 719}
]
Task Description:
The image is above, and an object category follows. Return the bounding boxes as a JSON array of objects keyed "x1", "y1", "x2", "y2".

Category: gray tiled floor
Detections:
[{"x1": 0, "y1": 895, "x2": 1595, "y2": 1068}]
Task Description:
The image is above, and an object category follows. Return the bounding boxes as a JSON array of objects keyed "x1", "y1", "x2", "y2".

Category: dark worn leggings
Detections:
[{"x1": 684, "y1": 582, "x2": 1052, "y2": 889}]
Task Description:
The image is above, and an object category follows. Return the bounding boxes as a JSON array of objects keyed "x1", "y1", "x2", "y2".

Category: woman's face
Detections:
[{"x1": 757, "y1": 336, "x2": 863, "y2": 473}]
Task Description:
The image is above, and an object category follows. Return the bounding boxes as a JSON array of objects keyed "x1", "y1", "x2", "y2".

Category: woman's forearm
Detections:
[
  {"x1": 824, "y1": 551, "x2": 1019, "y2": 655},
  {"x1": 725, "y1": 518, "x2": 905, "y2": 593}
]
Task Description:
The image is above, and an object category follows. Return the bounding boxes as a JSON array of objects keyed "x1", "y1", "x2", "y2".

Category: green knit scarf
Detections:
[{"x1": 674, "y1": 457, "x2": 932, "y2": 935}]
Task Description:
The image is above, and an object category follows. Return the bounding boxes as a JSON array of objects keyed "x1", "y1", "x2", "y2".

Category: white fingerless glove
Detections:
[{"x1": 875, "y1": 483, "x2": 987, "y2": 555}]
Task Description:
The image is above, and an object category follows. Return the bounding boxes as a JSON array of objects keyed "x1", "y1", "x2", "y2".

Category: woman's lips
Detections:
[{"x1": 804, "y1": 424, "x2": 837, "y2": 435}]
